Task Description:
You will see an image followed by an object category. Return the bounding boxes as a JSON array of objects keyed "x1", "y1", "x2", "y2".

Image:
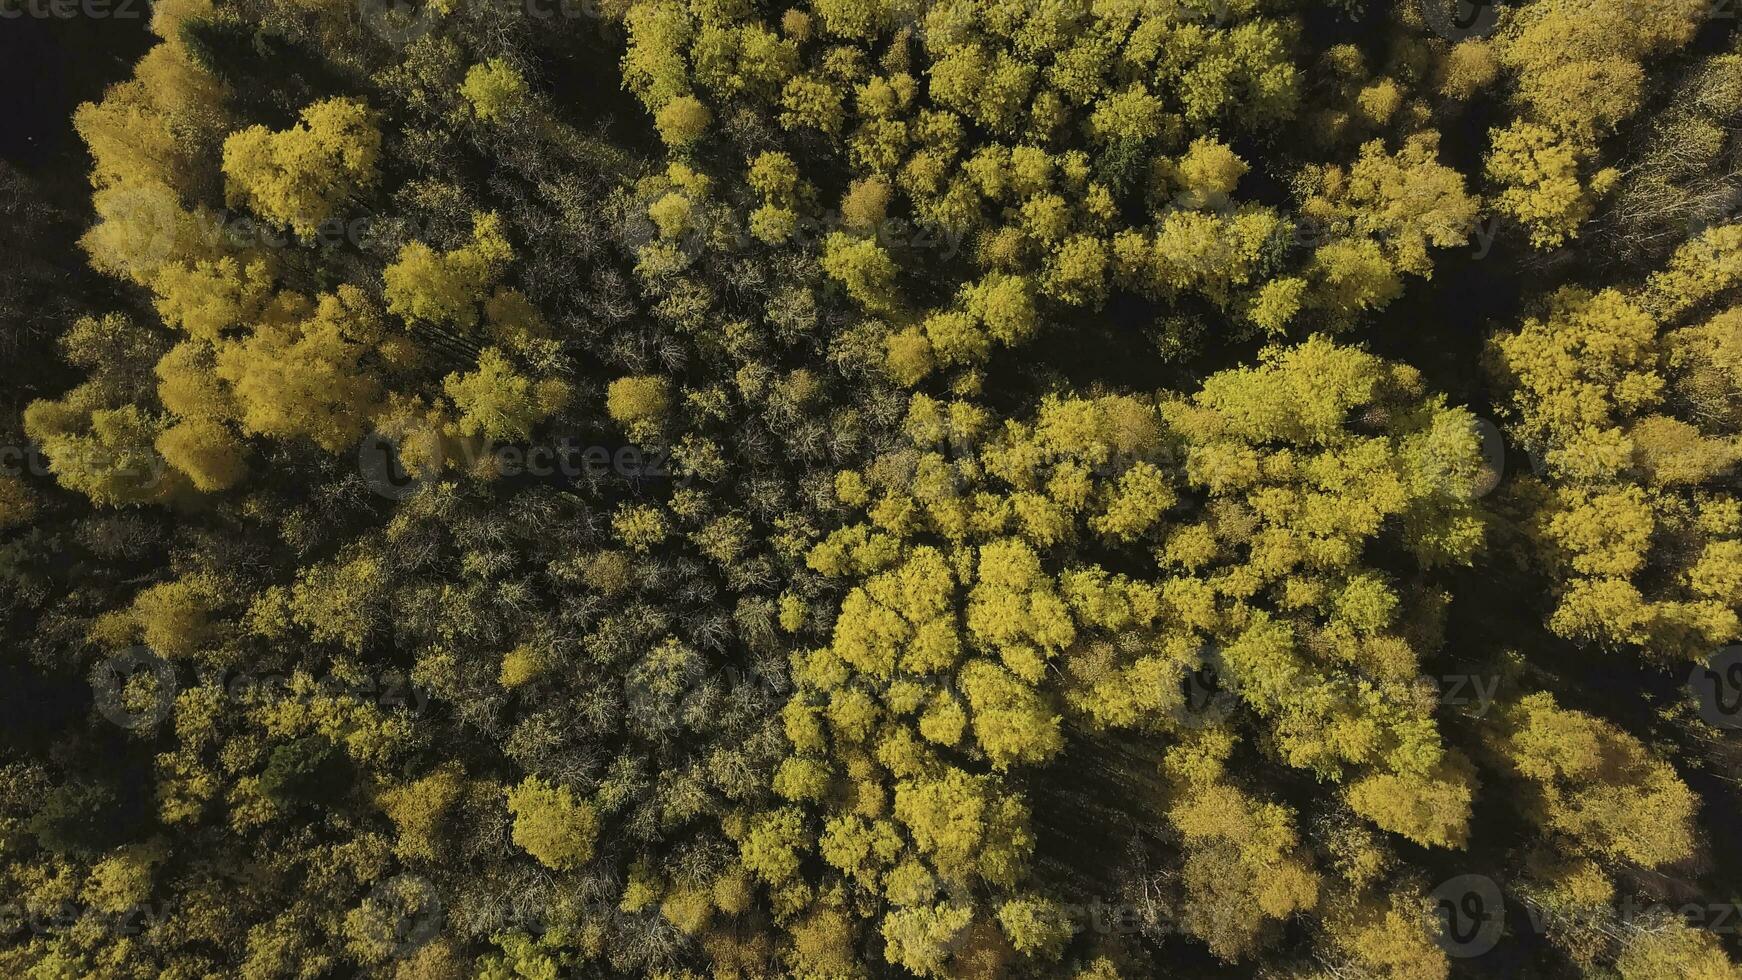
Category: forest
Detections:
[{"x1": 0, "y1": 0, "x2": 1741, "y2": 976}]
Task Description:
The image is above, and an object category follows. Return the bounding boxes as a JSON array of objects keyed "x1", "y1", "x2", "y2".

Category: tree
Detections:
[
  {"x1": 371, "y1": 775, "x2": 464, "y2": 877},
  {"x1": 1490, "y1": 692, "x2": 1696, "y2": 868},
  {"x1": 214, "y1": 287, "x2": 385, "y2": 452},
  {"x1": 655, "y1": 95, "x2": 712, "y2": 147},
  {"x1": 222, "y1": 98, "x2": 381, "y2": 235},
  {"x1": 607, "y1": 374, "x2": 674, "y2": 441},
  {"x1": 506, "y1": 776, "x2": 600, "y2": 871},
  {"x1": 462, "y1": 59, "x2": 530, "y2": 122},
  {"x1": 383, "y1": 213, "x2": 514, "y2": 329},
  {"x1": 443, "y1": 348, "x2": 570, "y2": 443}
]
